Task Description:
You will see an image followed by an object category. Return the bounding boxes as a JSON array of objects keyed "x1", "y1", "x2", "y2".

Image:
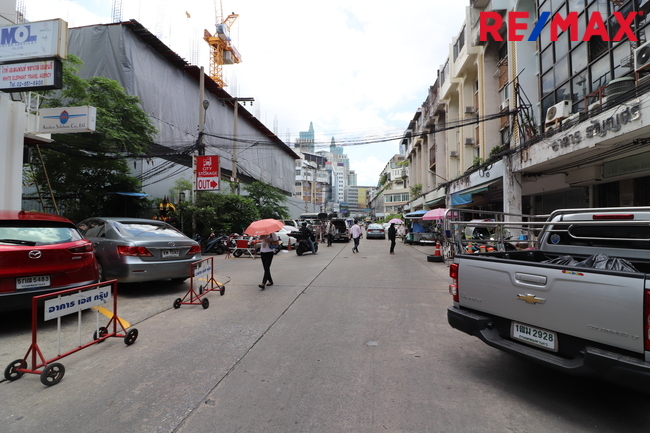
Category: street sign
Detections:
[
  {"x1": 0, "y1": 58, "x2": 63, "y2": 91},
  {"x1": 195, "y1": 155, "x2": 220, "y2": 191},
  {"x1": 39, "y1": 106, "x2": 97, "y2": 133},
  {"x1": 0, "y1": 19, "x2": 68, "y2": 63}
]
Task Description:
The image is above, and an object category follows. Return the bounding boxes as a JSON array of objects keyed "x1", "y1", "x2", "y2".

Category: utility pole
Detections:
[
  {"x1": 218, "y1": 96, "x2": 254, "y2": 194},
  {"x1": 193, "y1": 67, "x2": 209, "y2": 236}
]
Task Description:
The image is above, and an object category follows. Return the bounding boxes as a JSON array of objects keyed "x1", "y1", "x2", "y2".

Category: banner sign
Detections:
[
  {"x1": 44, "y1": 285, "x2": 112, "y2": 321},
  {"x1": 195, "y1": 155, "x2": 220, "y2": 191},
  {"x1": 0, "y1": 58, "x2": 62, "y2": 91},
  {"x1": 0, "y1": 19, "x2": 68, "y2": 63},
  {"x1": 39, "y1": 106, "x2": 97, "y2": 133}
]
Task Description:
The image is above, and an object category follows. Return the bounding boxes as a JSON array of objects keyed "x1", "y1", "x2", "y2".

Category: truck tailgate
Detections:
[{"x1": 456, "y1": 255, "x2": 647, "y2": 354}]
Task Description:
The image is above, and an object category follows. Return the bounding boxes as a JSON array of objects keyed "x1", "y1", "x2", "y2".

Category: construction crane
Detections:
[{"x1": 203, "y1": 1, "x2": 241, "y2": 88}]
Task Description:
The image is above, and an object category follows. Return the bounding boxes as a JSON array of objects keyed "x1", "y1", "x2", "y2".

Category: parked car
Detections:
[
  {"x1": 283, "y1": 219, "x2": 298, "y2": 228},
  {"x1": 0, "y1": 211, "x2": 99, "y2": 312},
  {"x1": 275, "y1": 225, "x2": 298, "y2": 248},
  {"x1": 366, "y1": 223, "x2": 386, "y2": 239},
  {"x1": 77, "y1": 217, "x2": 201, "y2": 284}
]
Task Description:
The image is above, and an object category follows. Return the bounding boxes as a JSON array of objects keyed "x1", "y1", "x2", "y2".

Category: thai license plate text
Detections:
[
  {"x1": 16, "y1": 275, "x2": 50, "y2": 289},
  {"x1": 511, "y1": 321, "x2": 557, "y2": 352}
]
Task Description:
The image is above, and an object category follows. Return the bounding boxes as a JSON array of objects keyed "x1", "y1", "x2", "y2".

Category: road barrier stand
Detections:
[
  {"x1": 173, "y1": 256, "x2": 225, "y2": 309},
  {"x1": 3, "y1": 280, "x2": 138, "y2": 387}
]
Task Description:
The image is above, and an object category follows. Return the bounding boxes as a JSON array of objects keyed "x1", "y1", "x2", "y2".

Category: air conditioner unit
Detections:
[
  {"x1": 561, "y1": 113, "x2": 580, "y2": 126},
  {"x1": 465, "y1": 138, "x2": 475, "y2": 146},
  {"x1": 450, "y1": 151, "x2": 459, "y2": 158},
  {"x1": 588, "y1": 102, "x2": 601, "y2": 113},
  {"x1": 635, "y1": 41, "x2": 650, "y2": 71},
  {"x1": 500, "y1": 100, "x2": 509, "y2": 111},
  {"x1": 545, "y1": 100, "x2": 571, "y2": 123},
  {"x1": 465, "y1": 106, "x2": 476, "y2": 115}
]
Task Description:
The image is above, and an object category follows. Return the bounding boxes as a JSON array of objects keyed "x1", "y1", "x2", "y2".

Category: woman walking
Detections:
[{"x1": 258, "y1": 232, "x2": 279, "y2": 290}]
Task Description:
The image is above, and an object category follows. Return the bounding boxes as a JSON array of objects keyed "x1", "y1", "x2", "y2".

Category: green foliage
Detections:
[
  {"x1": 31, "y1": 55, "x2": 156, "y2": 221},
  {"x1": 410, "y1": 183, "x2": 423, "y2": 198},
  {"x1": 196, "y1": 193, "x2": 259, "y2": 235},
  {"x1": 243, "y1": 181, "x2": 290, "y2": 220},
  {"x1": 473, "y1": 156, "x2": 484, "y2": 167},
  {"x1": 379, "y1": 173, "x2": 388, "y2": 186}
]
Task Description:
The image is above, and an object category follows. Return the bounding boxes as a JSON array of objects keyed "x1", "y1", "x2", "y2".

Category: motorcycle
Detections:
[
  {"x1": 290, "y1": 230, "x2": 319, "y2": 256},
  {"x1": 204, "y1": 233, "x2": 229, "y2": 254}
]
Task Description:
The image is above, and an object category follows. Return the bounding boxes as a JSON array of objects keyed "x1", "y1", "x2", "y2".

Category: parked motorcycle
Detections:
[
  {"x1": 290, "y1": 230, "x2": 319, "y2": 256},
  {"x1": 204, "y1": 233, "x2": 229, "y2": 254}
]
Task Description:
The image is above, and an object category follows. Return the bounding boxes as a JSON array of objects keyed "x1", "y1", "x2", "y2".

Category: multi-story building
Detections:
[
  {"x1": 400, "y1": 0, "x2": 650, "y2": 219},
  {"x1": 369, "y1": 155, "x2": 409, "y2": 217},
  {"x1": 344, "y1": 185, "x2": 376, "y2": 218}
]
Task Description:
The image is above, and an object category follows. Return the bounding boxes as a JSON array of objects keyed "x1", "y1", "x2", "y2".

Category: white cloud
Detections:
[{"x1": 24, "y1": 0, "x2": 469, "y2": 185}]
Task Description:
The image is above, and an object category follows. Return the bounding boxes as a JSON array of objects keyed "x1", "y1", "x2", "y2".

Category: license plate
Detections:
[
  {"x1": 162, "y1": 249, "x2": 180, "y2": 258},
  {"x1": 511, "y1": 321, "x2": 557, "y2": 352},
  {"x1": 16, "y1": 275, "x2": 50, "y2": 289}
]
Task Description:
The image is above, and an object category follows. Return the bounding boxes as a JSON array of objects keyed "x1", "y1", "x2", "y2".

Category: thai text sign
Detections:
[
  {"x1": 44, "y1": 285, "x2": 112, "y2": 321},
  {"x1": 0, "y1": 58, "x2": 62, "y2": 91},
  {"x1": 39, "y1": 106, "x2": 97, "y2": 133},
  {"x1": 0, "y1": 19, "x2": 68, "y2": 62},
  {"x1": 195, "y1": 155, "x2": 220, "y2": 191}
]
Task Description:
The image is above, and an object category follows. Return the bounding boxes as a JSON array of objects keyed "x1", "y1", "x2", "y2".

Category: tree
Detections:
[
  {"x1": 243, "y1": 181, "x2": 290, "y2": 220},
  {"x1": 29, "y1": 55, "x2": 156, "y2": 221}
]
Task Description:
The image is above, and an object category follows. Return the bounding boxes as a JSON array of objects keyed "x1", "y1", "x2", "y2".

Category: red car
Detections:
[{"x1": 0, "y1": 211, "x2": 99, "y2": 312}]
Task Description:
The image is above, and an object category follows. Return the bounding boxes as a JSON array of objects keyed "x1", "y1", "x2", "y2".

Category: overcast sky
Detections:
[{"x1": 25, "y1": 0, "x2": 469, "y2": 186}]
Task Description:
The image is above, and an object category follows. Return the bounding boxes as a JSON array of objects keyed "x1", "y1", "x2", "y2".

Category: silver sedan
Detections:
[{"x1": 77, "y1": 217, "x2": 201, "y2": 283}]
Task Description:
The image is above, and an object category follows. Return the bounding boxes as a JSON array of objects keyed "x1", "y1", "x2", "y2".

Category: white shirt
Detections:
[
  {"x1": 350, "y1": 224, "x2": 362, "y2": 239},
  {"x1": 259, "y1": 233, "x2": 278, "y2": 253}
]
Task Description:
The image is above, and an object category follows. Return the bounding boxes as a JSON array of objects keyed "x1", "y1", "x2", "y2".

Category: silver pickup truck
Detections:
[{"x1": 446, "y1": 207, "x2": 650, "y2": 391}]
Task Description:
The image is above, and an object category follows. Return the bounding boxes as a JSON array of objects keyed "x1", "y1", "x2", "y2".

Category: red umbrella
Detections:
[{"x1": 244, "y1": 219, "x2": 284, "y2": 236}]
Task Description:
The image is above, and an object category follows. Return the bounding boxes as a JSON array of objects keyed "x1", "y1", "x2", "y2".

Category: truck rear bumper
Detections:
[{"x1": 448, "y1": 306, "x2": 650, "y2": 392}]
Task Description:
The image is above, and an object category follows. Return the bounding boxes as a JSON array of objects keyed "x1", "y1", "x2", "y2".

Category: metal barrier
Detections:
[
  {"x1": 173, "y1": 256, "x2": 225, "y2": 309},
  {"x1": 3, "y1": 280, "x2": 137, "y2": 386}
]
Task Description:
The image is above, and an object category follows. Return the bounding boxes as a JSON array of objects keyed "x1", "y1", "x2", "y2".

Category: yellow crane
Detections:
[{"x1": 203, "y1": 1, "x2": 241, "y2": 88}]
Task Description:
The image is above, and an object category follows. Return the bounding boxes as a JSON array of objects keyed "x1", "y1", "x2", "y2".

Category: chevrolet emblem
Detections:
[{"x1": 516, "y1": 294, "x2": 546, "y2": 304}]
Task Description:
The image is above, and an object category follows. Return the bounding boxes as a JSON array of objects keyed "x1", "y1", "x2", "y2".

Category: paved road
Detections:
[{"x1": 1, "y1": 238, "x2": 650, "y2": 432}]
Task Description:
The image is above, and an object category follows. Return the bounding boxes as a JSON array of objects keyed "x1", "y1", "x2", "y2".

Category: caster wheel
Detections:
[
  {"x1": 93, "y1": 326, "x2": 108, "y2": 342},
  {"x1": 40, "y1": 363, "x2": 65, "y2": 386},
  {"x1": 198, "y1": 284, "x2": 204, "y2": 295},
  {"x1": 124, "y1": 328, "x2": 139, "y2": 346},
  {"x1": 173, "y1": 298, "x2": 182, "y2": 309},
  {"x1": 202, "y1": 298, "x2": 210, "y2": 309},
  {"x1": 220, "y1": 285, "x2": 225, "y2": 296},
  {"x1": 4, "y1": 359, "x2": 27, "y2": 381}
]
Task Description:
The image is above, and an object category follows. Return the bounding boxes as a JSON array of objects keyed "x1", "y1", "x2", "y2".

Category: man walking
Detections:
[
  {"x1": 327, "y1": 220, "x2": 335, "y2": 247},
  {"x1": 388, "y1": 222, "x2": 397, "y2": 254},
  {"x1": 350, "y1": 220, "x2": 362, "y2": 253}
]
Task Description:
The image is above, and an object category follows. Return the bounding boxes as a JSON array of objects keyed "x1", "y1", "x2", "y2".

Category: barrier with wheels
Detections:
[
  {"x1": 4, "y1": 280, "x2": 138, "y2": 387},
  {"x1": 173, "y1": 256, "x2": 225, "y2": 309}
]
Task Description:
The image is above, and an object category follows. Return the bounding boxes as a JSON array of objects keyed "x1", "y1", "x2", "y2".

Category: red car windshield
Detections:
[{"x1": 0, "y1": 221, "x2": 82, "y2": 246}]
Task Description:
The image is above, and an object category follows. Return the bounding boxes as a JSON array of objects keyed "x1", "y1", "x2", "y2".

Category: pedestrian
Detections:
[
  {"x1": 350, "y1": 220, "x2": 362, "y2": 253},
  {"x1": 327, "y1": 220, "x2": 335, "y2": 247},
  {"x1": 258, "y1": 232, "x2": 279, "y2": 290},
  {"x1": 388, "y1": 222, "x2": 397, "y2": 254}
]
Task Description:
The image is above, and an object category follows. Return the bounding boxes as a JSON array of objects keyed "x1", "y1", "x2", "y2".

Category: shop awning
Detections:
[
  {"x1": 425, "y1": 197, "x2": 445, "y2": 207},
  {"x1": 405, "y1": 209, "x2": 428, "y2": 219},
  {"x1": 450, "y1": 186, "x2": 489, "y2": 206}
]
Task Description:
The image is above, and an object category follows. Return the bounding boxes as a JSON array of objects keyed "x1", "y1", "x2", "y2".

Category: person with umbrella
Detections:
[{"x1": 244, "y1": 219, "x2": 284, "y2": 290}]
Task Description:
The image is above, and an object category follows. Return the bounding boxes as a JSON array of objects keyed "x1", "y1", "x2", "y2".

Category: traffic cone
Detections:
[
  {"x1": 428, "y1": 241, "x2": 444, "y2": 262},
  {"x1": 434, "y1": 241, "x2": 442, "y2": 257},
  {"x1": 287, "y1": 240, "x2": 292, "y2": 251}
]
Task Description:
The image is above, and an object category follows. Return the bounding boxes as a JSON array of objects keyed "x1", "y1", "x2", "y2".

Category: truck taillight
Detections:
[
  {"x1": 449, "y1": 263, "x2": 459, "y2": 303},
  {"x1": 645, "y1": 289, "x2": 650, "y2": 351}
]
